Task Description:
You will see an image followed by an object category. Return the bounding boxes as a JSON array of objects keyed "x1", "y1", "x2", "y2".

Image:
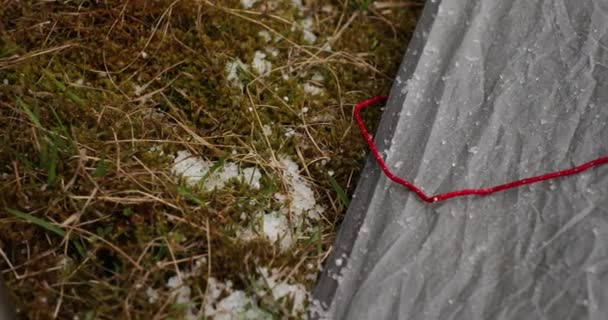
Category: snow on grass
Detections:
[
  {"x1": 203, "y1": 277, "x2": 268, "y2": 319},
  {"x1": 311, "y1": 72, "x2": 324, "y2": 82},
  {"x1": 303, "y1": 83, "x2": 324, "y2": 95},
  {"x1": 262, "y1": 211, "x2": 292, "y2": 249},
  {"x1": 241, "y1": 0, "x2": 258, "y2": 9},
  {"x1": 278, "y1": 156, "x2": 321, "y2": 218},
  {"x1": 263, "y1": 156, "x2": 323, "y2": 247},
  {"x1": 145, "y1": 287, "x2": 159, "y2": 304},
  {"x1": 172, "y1": 150, "x2": 261, "y2": 191},
  {"x1": 167, "y1": 275, "x2": 192, "y2": 305},
  {"x1": 233, "y1": 156, "x2": 323, "y2": 250},
  {"x1": 203, "y1": 269, "x2": 308, "y2": 319},
  {"x1": 205, "y1": 286, "x2": 270, "y2": 320},
  {"x1": 225, "y1": 58, "x2": 249, "y2": 90},
  {"x1": 258, "y1": 267, "x2": 308, "y2": 315},
  {"x1": 173, "y1": 152, "x2": 320, "y2": 251},
  {"x1": 300, "y1": 17, "x2": 317, "y2": 44},
  {"x1": 252, "y1": 50, "x2": 272, "y2": 75},
  {"x1": 258, "y1": 30, "x2": 272, "y2": 43}
]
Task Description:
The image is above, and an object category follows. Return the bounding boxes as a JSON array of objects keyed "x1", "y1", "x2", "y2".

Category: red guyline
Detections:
[{"x1": 354, "y1": 96, "x2": 608, "y2": 203}]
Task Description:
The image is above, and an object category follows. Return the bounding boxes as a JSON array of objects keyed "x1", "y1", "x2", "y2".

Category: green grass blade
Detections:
[
  {"x1": 7, "y1": 208, "x2": 87, "y2": 257},
  {"x1": 94, "y1": 159, "x2": 108, "y2": 177},
  {"x1": 177, "y1": 186, "x2": 206, "y2": 206},
  {"x1": 6, "y1": 208, "x2": 65, "y2": 237},
  {"x1": 17, "y1": 98, "x2": 42, "y2": 128},
  {"x1": 328, "y1": 175, "x2": 350, "y2": 208}
]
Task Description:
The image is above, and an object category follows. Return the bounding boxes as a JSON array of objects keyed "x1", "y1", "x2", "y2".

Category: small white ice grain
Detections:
[
  {"x1": 469, "y1": 146, "x2": 479, "y2": 154},
  {"x1": 335, "y1": 258, "x2": 343, "y2": 267},
  {"x1": 241, "y1": 0, "x2": 258, "y2": 9}
]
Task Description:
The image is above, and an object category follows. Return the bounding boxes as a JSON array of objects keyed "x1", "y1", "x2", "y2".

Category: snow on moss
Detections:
[
  {"x1": 203, "y1": 269, "x2": 308, "y2": 319},
  {"x1": 258, "y1": 267, "x2": 308, "y2": 315},
  {"x1": 252, "y1": 50, "x2": 272, "y2": 75},
  {"x1": 172, "y1": 150, "x2": 261, "y2": 191}
]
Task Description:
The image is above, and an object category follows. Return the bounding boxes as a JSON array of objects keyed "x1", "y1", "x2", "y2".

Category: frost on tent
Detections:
[{"x1": 172, "y1": 150, "x2": 262, "y2": 191}]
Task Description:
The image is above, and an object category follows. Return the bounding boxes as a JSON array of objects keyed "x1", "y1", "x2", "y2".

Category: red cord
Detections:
[{"x1": 354, "y1": 96, "x2": 608, "y2": 203}]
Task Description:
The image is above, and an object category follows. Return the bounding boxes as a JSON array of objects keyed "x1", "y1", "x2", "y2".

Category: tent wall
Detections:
[{"x1": 312, "y1": 0, "x2": 608, "y2": 319}]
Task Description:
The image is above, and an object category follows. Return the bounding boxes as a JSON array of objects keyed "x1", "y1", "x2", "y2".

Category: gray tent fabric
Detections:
[
  {"x1": 0, "y1": 278, "x2": 16, "y2": 320},
  {"x1": 312, "y1": 0, "x2": 608, "y2": 319}
]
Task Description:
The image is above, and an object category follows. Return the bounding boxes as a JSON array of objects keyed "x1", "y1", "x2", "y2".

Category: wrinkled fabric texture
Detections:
[{"x1": 312, "y1": 0, "x2": 608, "y2": 319}]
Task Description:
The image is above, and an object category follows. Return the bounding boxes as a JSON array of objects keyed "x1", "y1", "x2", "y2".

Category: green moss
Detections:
[{"x1": 0, "y1": 0, "x2": 421, "y2": 318}]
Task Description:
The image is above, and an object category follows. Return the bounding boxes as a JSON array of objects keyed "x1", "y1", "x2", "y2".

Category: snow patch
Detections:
[
  {"x1": 204, "y1": 271, "x2": 307, "y2": 319},
  {"x1": 265, "y1": 47, "x2": 279, "y2": 57},
  {"x1": 241, "y1": 0, "x2": 258, "y2": 9},
  {"x1": 133, "y1": 84, "x2": 145, "y2": 96},
  {"x1": 279, "y1": 156, "x2": 320, "y2": 217},
  {"x1": 258, "y1": 30, "x2": 272, "y2": 43},
  {"x1": 303, "y1": 83, "x2": 324, "y2": 95},
  {"x1": 300, "y1": 17, "x2": 317, "y2": 44},
  {"x1": 291, "y1": 0, "x2": 305, "y2": 14},
  {"x1": 204, "y1": 277, "x2": 271, "y2": 320},
  {"x1": 146, "y1": 287, "x2": 159, "y2": 303},
  {"x1": 259, "y1": 267, "x2": 308, "y2": 315},
  {"x1": 172, "y1": 150, "x2": 262, "y2": 191},
  {"x1": 311, "y1": 72, "x2": 324, "y2": 82},
  {"x1": 284, "y1": 128, "x2": 296, "y2": 137},
  {"x1": 252, "y1": 51, "x2": 272, "y2": 75},
  {"x1": 225, "y1": 58, "x2": 249, "y2": 90},
  {"x1": 234, "y1": 156, "x2": 323, "y2": 251},
  {"x1": 262, "y1": 212, "x2": 292, "y2": 249}
]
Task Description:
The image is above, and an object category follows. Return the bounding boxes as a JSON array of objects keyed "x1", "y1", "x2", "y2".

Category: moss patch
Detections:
[{"x1": 0, "y1": 0, "x2": 421, "y2": 318}]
